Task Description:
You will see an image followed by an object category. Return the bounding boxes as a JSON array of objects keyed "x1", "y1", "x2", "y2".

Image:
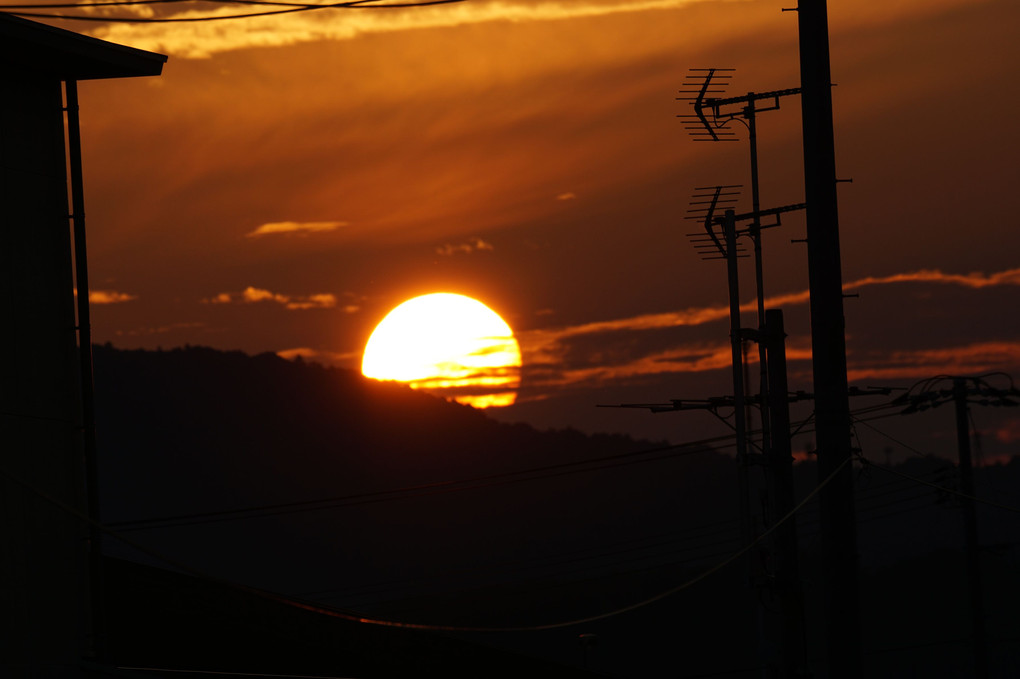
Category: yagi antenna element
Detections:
[
  {"x1": 676, "y1": 68, "x2": 737, "y2": 142},
  {"x1": 685, "y1": 185, "x2": 742, "y2": 259}
]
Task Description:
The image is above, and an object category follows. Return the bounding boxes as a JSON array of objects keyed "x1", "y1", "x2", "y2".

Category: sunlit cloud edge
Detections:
[
  {"x1": 246, "y1": 221, "x2": 347, "y2": 238},
  {"x1": 203, "y1": 286, "x2": 342, "y2": 310},
  {"x1": 522, "y1": 267, "x2": 1020, "y2": 359},
  {"x1": 87, "y1": 0, "x2": 729, "y2": 58}
]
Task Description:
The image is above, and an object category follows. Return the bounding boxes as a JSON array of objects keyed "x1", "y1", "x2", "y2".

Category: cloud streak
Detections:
[
  {"x1": 246, "y1": 221, "x2": 347, "y2": 238},
  {"x1": 89, "y1": 290, "x2": 138, "y2": 304},
  {"x1": 434, "y1": 237, "x2": 494, "y2": 256},
  {"x1": 277, "y1": 347, "x2": 363, "y2": 364},
  {"x1": 520, "y1": 268, "x2": 1020, "y2": 391},
  {"x1": 88, "y1": 0, "x2": 720, "y2": 57},
  {"x1": 204, "y1": 286, "x2": 341, "y2": 310},
  {"x1": 846, "y1": 341, "x2": 1020, "y2": 382},
  {"x1": 524, "y1": 267, "x2": 1020, "y2": 359}
]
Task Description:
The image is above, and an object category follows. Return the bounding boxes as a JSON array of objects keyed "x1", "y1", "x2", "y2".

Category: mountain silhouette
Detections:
[{"x1": 90, "y1": 344, "x2": 1020, "y2": 676}]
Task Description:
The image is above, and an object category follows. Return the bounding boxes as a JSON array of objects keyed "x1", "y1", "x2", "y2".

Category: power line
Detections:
[
  {"x1": 113, "y1": 669, "x2": 357, "y2": 679},
  {"x1": 3, "y1": 0, "x2": 463, "y2": 23},
  {"x1": 324, "y1": 532, "x2": 746, "y2": 612},
  {"x1": 853, "y1": 416, "x2": 942, "y2": 460},
  {"x1": 1, "y1": 0, "x2": 186, "y2": 8},
  {"x1": 108, "y1": 436, "x2": 725, "y2": 530},
  {"x1": 107, "y1": 401, "x2": 911, "y2": 532},
  {"x1": 857, "y1": 456, "x2": 1020, "y2": 514},
  {"x1": 851, "y1": 415, "x2": 1020, "y2": 513},
  {"x1": 300, "y1": 517, "x2": 742, "y2": 603},
  {"x1": 0, "y1": 450, "x2": 849, "y2": 633},
  {"x1": 275, "y1": 455, "x2": 850, "y2": 632}
]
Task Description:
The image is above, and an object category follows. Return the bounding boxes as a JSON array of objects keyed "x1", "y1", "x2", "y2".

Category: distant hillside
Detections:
[
  {"x1": 91, "y1": 344, "x2": 738, "y2": 591},
  {"x1": 90, "y1": 344, "x2": 1020, "y2": 677},
  {"x1": 92, "y1": 343, "x2": 715, "y2": 515}
]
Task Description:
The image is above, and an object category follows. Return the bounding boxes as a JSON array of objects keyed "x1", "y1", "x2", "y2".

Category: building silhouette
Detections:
[{"x1": 0, "y1": 13, "x2": 165, "y2": 678}]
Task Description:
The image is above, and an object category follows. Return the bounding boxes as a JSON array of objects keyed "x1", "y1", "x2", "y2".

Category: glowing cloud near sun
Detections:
[{"x1": 361, "y1": 293, "x2": 522, "y2": 408}]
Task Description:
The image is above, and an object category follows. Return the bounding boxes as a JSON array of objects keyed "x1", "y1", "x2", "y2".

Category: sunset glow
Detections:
[
  {"x1": 53, "y1": 0, "x2": 1019, "y2": 444},
  {"x1": 361, "y1": 293, "x2": 522, "y2": 408}
]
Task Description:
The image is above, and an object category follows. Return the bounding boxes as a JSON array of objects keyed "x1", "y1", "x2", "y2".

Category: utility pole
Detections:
[
  {"x1": 953, "y1": 378, "x2": 988, "y2": 679},
  {"x1": 765, "y1": 310, "x2": 807, "y2": 678},
  {"x1": 796, "y1": 2, "x2": 860, "y2": 676},
  {"x1": 894, "y1": 373, "x2": 1020, "y2": 679}
]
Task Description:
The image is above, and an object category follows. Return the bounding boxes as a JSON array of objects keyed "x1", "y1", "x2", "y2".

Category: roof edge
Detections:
[{"x1": 0, "y1": 12, "x2": 167, "y2": 80}]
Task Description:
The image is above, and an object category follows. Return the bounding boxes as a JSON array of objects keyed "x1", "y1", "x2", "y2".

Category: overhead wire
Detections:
[
  {"x1": 294, "y1": 515, "x2": 743, "y2": 611},
  {"x1": 336, "y1": 532, "x2": 746, "y2": 612},
  {"x1": 857, "y1": 457, "x2": 1020, "y2": 514},
  {"x1": 108, "y1": 399, "x2": 910, "y2": 532},
  {"x1": 301, "y1": 516, "x2": 742, "y2": 604},
  {"x1": 0, "y1": 446, "x2": 849, "y2": 632},
  {"x1": 108, "y1": 436, "x2": 728, "y2": 531},
  {"x1": 102, "y1": 667, "x2": 357, "y2": 679},
  {"x1": 851, "y1": 414, "x2": 1020, "y2": 513},
  {"x1": 264, "y1": 454, "x2": 852, "y2": 632},
  {"x1": 7, "y1": 391, "x2": 975, "y2": 628},
  {"x1": 1, "y1": 0, "x2": 187, "y2": 8},
  {"x1": 853, "y1": 416, "x2": 935, "y2": 460},
  {"x1": 9, "y1": 398, "x2": 904, "y2": 524},
  {"x1": 10, "y1": 395, "x2": 1001, "y2": 632},
  {"x1": 1, "y1": 0, "x2": 463, "y2": 22}
]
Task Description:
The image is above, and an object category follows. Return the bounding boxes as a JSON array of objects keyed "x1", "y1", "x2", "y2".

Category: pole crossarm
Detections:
[
  {"x1": 684, "y1": 185, "x2": 805, "y2": 260},
  {"x1": 601, "y1": 386, "x2": 890, "y2": 415},
  {"x1": 677, "y1": 67, "x2": 801, "y2": 142},
  {"x1": 892, "y1": 374, "x2": 1020, "y2": 414},
  {"x1": 712, "y1": 202, "x2": 807, "y2": 231},
  {"x1": 701, "y1": 86, "x2": 803, "y2": 119}
]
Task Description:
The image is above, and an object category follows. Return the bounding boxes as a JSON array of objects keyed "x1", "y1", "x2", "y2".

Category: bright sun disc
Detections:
[{"x1": 361, "y1": 293, "x2": 522, "y2": 408}]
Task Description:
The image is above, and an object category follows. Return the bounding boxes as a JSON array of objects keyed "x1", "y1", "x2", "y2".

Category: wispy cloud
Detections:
[
  {"x1": 526, "y1": 335, "x2": 1020, "y2": 394},
  {"x1": 203, "y1": 286, "x2": 341, "y2": 310},
  {"x1": 524, "y1": 267, "x2": 1020, "y2": 363},
  {"x1": 86, "y1": 289, "x2": 138, "y2": 304},
  {"x1": 846, "y1": 341, "x2": 1020, "y2": 382},
  {"x1": 277, "y1": 347, "x2": 363, "y2": 364},
  {"x1": 88, "y1": 0, "x2": 717, "y2": 57},
  {"x1": 434, "y1": 237, "x2": 494, "y2": 256},
  {"x1": 245, "y1": 221, "x2": 347, "y2": 238},
  {"x1": 520, "y1": 267, "x2": 1020, "y2": 391},
  {"x1": 844, "y1": 268, "x2": 1020, "y2": 291}
]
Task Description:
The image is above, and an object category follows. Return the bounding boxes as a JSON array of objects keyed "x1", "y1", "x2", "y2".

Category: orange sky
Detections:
[{"x1": 20, "y1": 0, "x2": 1019, "y2": 455}]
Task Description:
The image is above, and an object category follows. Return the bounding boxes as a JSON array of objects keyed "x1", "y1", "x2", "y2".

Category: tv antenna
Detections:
[{"x1": 678, "y1": 69, "x2": 803, "y2": 448}]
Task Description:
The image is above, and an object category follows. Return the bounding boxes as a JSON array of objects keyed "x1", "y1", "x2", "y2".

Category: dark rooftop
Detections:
[{"x1": 0, "y1": 11, "x2": 166, "y2": 80}]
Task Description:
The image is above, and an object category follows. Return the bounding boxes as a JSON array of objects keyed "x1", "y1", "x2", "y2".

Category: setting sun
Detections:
[{"x1": 361, "y1": 293, "x2": 522, "y2": 408}]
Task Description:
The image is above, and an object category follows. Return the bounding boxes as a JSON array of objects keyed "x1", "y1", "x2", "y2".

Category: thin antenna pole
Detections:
[
  {"x1": 66, "y1": 78, "x2": 104, "y2": 665},
  {"x1": 796, "y1": 2, "x2": 860, "y2": 676},
  {"x1": 724, "y1": 210, "x2": 751, "y2": 566},
  {"x1": 746, "y1": 95, "x2": 771, "y2": 455}
]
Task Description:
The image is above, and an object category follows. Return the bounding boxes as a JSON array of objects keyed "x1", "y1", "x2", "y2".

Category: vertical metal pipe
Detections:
[
  {"x1": 724, "y1": 210, "x2": 751, "y2": 557},
  {"x1": 66, "y1": 79, "x2": 104, "y2": 665},
  {"x1": 746, "y1": 96, "x2": 771, "y2": 454},
  {"x1": 796, "y1": 2, "x2": 860, "y2": 676},
  {"x1": 953, "y1": 379, "x2": 988, "y2": 679}
]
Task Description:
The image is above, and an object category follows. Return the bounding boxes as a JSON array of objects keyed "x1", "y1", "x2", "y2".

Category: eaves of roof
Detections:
[{"x1": 0, "y1": 12, "x2": 166, "y2": 81}]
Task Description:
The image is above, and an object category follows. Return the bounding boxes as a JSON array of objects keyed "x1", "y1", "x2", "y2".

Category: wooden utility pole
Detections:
[
  {"x1": 796, "y1": 2, "x2": 861, "y2": 676},
  {"x1": 765, "y1": 310, "x2": 807, "y2": 678},
  {"x1": 953, "y1": 379, "x2": 988, "y2": 679}
]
